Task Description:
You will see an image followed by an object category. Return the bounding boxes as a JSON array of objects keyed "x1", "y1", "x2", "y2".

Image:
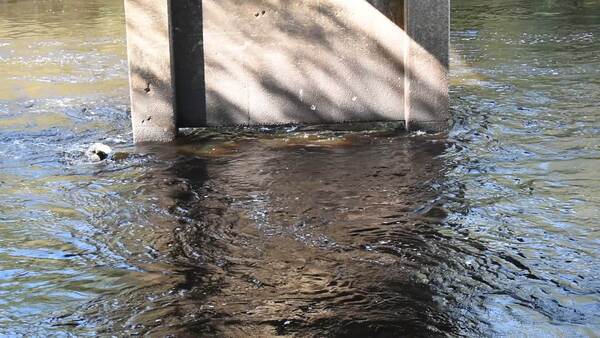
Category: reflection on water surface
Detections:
[{"x1": 1, "y1": 0, "x2": 599, "y2": 336}]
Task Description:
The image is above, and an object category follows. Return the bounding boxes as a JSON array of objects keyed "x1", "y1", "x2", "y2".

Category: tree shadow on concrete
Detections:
[{"x1": 170, "y1": 0, "x2": 447, "y2": 128}]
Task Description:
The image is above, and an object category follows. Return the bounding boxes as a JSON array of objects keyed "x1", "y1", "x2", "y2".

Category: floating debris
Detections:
[{"x1": 85, "y1": 143, "x2": 112, "y2": 162}]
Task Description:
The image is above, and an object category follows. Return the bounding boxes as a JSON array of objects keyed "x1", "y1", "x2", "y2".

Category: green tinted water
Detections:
[{"x1": 0, "y1": 0, "x2": 599, "y2": 336}]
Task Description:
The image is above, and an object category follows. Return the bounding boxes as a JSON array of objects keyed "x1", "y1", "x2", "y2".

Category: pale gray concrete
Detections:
[
  {"x1": 199, "y1": 0, "x2": 407, "y2": 126},
  {"x1": 124, "y1": 0, "x2": 177, "y2": 143},
  {"x1": 125, "y1": 0, "x2": 449, "y2": 142},
  {"x1": 405, "y1": 0, "x2": 450, "y2": 131}
]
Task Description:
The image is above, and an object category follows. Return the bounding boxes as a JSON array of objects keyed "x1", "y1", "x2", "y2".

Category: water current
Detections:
[{"x1": 0, "y1": 0, "x2": 599, "y2": 336}]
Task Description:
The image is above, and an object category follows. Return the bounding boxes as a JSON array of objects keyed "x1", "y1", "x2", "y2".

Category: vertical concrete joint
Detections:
[
  {"x1": 404, "y1": 0, "x2": 450, "y2": 131},
  {"x1": 125, "y1": 0, "x2": 177, "y2": 143}
]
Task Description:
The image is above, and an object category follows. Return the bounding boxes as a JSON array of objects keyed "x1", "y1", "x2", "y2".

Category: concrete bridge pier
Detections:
[{"x1": 124, "y1": 0, "x2": 449, "y2": 143}]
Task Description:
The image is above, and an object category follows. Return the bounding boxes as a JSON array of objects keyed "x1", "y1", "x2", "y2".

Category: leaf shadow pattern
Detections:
[{"x1": 170, "y1": 0, "x2": 447, "y2": 129}]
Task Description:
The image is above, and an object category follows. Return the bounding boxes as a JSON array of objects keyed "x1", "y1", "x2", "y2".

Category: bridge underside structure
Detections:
[{"x1": 124, "y1": 0, "x2": 449, "y2": 143}]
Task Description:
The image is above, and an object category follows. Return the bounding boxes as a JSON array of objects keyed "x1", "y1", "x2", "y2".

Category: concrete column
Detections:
[
  {"x1": 404, "y1": 0, "x2": 450, "y2": 131},
  {"x1": 124, "y1": 0, "x2": 177, "y2": 142},
  {"x1": 124, "y1": 0, "x2": 450, "y2": 142}
]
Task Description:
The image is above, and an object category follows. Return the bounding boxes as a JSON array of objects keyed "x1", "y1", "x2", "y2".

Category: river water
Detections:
[{"x1": 0, "y1": 0, "x2": 599, "y2": 336}]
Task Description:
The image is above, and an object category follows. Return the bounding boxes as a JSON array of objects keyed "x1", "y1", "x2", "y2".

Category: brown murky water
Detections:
[{"x1": 1, "y1": 0, "x2": 599, "y2": 336}]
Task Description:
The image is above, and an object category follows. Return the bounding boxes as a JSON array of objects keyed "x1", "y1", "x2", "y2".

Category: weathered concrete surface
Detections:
[
  {"x1": 404, "y1": 0, "x2": 450, "y2": 131},
  {"x1": 192, "y1": 0, "x2": 408, "y2": 126},
  {"x1": 124, "y1": 0, "x2": 177, "y2": 142},
  {"x1": 125, "y1": 0, "x2": 450, "y2": 141},
  {"x1": 171, "y1": 0, "x2": 206, "y2": 127}
]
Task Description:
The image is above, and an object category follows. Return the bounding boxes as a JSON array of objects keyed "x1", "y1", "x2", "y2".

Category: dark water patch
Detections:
[{"x1": 1, "y1": 0, "x2": 600, "y2": 336}]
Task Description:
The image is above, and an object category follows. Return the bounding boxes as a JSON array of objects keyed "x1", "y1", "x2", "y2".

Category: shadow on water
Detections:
[
  {"x1": 2, "y1": 0, "x2": 600, "y2": 336},
  {"x1": 61, "y1": 129, "x2": 473, "y2": 337}
]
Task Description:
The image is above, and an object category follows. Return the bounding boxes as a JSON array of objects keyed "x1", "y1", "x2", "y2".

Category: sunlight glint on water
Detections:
[{"x1": 0, "y1": 0, "x2": 599, "y2": 336}]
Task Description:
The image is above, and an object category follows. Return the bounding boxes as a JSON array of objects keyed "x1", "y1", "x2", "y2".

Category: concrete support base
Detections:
[
  {"x1": 124, "y1": 0, "x2": 177, "y2": 143},
  {"x1": 124, "y1": 0, "x2": 449, "y2": 142},
  {"x1": 404, "y1": 0, "x2": 450, "y2": 131}
]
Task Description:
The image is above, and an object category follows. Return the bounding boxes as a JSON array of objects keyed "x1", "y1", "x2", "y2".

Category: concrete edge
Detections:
[{"x1": 125, "y1": 0, "x2": 178, "y2": 143}]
